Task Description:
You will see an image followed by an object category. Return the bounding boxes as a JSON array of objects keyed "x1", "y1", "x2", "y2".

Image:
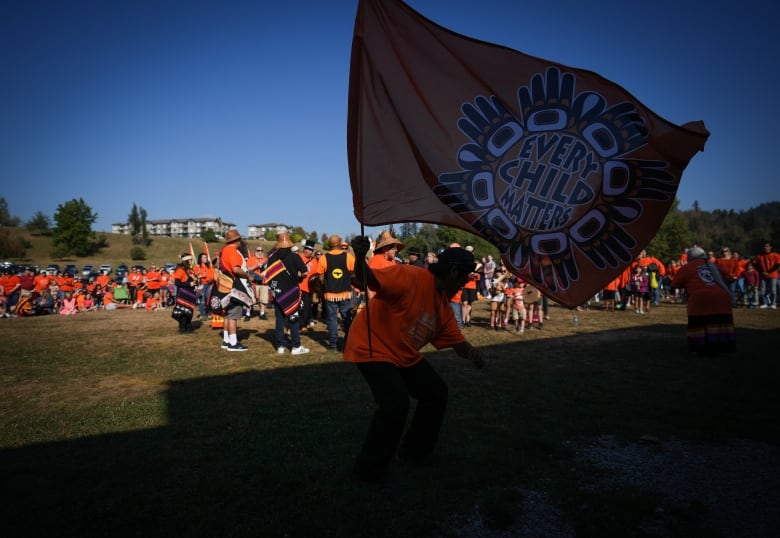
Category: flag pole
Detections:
[{"x1": 360, "y1": 224, "x2": 373, "y2": 358}]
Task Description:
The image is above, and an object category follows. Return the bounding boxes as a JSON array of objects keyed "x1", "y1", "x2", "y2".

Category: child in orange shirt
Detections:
[{"x1": 145, "y1": 292, "x2": 163, "y2": 312}]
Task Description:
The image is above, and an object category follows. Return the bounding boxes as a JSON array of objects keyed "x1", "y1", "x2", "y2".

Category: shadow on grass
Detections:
[{"x1": 2, "y1": 323, "x2": 779, "y2": 537}]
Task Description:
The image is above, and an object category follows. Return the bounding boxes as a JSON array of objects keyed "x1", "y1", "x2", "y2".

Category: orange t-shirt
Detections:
[
  {"x1": 221, "y1": 244, "x2": 246, "y2": 276},
  {"x1": 128, "y1": 272, "x2": 144, "y2": 288},
  {"x1": 34, "y1": 274, "x2": 50, "y2": 292},
  {"x1": 299, "y1": 254, "x2": 318, "y2": 293},
  {"x1": 103, "y1": 290, "x2": 115, "y2": 305},
  {"x1": 344, "y1": 266, "x2": 464, "y2": 367},
  {"x1": 464, "y1": 273, "x2": 479, "y2": 290},
  {"x1": 96, "y1": 274, "x2": 110, "y2": 288},
  {"x1": 368, "y1": 253, "x2": 395, "y2": 270},
  {"x1": 145, "y1": 269, "x2": 161, "y2": 290}
]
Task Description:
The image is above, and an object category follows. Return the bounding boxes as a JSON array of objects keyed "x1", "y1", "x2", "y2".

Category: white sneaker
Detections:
[
  {"x1": 759, "y1": 304, "x2": 768, "y2": 309},
  {"x1": 291, "y1": 346, "x2": 310, "y2": 355},
  {"x1": 277, "y1": 346, "x2": 286, "y2": 354}
]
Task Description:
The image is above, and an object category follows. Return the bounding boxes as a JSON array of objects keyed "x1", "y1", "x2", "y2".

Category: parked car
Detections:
[
  {"x1": 1, "y1": 261, "x2": 20, "y2": 274},
  {"x1": 46, "y1": 263, "x2": 60, "y2": 275},
  {"x1": 81, "y1": 264, "x2": 94, "y2": 277},
  {"x1": 164, "y1": 262, "x2": 176, "y2": 273},
  {"x1": 99, "y1": 263, "x2": 112, "y2": 274},
  {"x1": 116, "y1": 263, "x2": 129, "y2": 281},
  {"x1": 64, "y1": 264, "x2": 78, "y2": 276}
]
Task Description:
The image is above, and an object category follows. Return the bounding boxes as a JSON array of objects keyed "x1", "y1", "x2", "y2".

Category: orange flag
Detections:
[
  {"x1": 203, "y1": 242, "x2": 211, "y2": 263},
  {"x1": 347, "y1": 0, "x2": 709, "y2": 308}
]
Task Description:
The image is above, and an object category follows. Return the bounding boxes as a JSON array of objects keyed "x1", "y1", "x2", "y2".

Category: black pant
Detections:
[
  {"x1": 354, "y1": 359, "x2": 448, "y2": 480},
  {"x1": 300, "y1": 291, "x2": 313, "y2": 326}
]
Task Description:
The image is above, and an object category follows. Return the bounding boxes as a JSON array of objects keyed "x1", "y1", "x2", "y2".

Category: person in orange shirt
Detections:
[
  {"x1": 298, "y1": 239, "x2": 319, "y2": 329},
  {"x1": 102, "y1": 287, "x2": 131, "y2": 311},
  {"x1": 127, "y1": 266, "x2": 144, "y2": 303},
  {"x1": 671, "y1": 246, "x2": 735, "y2": 356},
  {"x1": 145, "y1": 264, "x2": 162, "y2": 298},
  {"x1": 368, "y1": 230, "x2": 404, "y2": 270},
  {"x1": 345, "y1": 238, "x2": 485, "y2": 483},
  {"x1": 158, "y1": 269, "x2": 171, "y2": 307},
  {"x1": 460, "y1": 246, "x2": 480, "y2": 327},
  {"x1": 95, "y1": 271, "x2": 110, "y2": 289},
  {"x1": 617, "y1": 264, "x2": 633, "y2": 310},
  {"x1": 218, "y1": 230, "x2": 258, "y2": 351},
  {"x1": 754, "y1": 242, "x2": 780, "y2": 308},
  {"x1": 145, "y1": 292, "x2": 162, "y2": 312},
  {"x1": 34, "y1": 270, "x2": 50, "y2": 295},
  {"x1": 715, "y1": 246, "x2": 741, "y2": 306},
  {"x1": 366, "y1": 231, "x2": 403, "y2": 301},
  {"x1": 246, "y1": 245, "x2": 269, "y2": 320},
  {"x1": 194, "y1": 253, "x2": 214, "y2": 319}
]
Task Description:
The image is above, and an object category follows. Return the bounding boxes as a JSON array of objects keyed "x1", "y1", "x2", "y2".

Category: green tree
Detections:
[
  {"x1": 52, "y1": 198, "x2": 98, "y2": 257},
  {"x1": 398, "y1": 222, "x2": 418, "y2": 240},
  {"x1": 201, "y1": 229, "x2": 218, "y2": 243},
  {"x1": 646, "y1": 199, "x2": 690, "y2": 262},
  {"x1": 128, "y1": 204, "x2": 141, "y2": 237},
  {"x1": 0, "y1": 197, "x2": 21, "y2": 226},
  {"x1": 139, "y1": 207, "x2": 150, "y2": 246},
  {"x1": 129, "y1": 204, "x2": 152, "y2": 246},
  {"x1": 25, "y1": 211, "x2": 52, "y2": 236}
]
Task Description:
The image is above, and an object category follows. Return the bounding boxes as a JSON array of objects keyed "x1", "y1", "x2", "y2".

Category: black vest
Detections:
[{"x1": 323, "y1": 252, "x2": 351, "y2": 294}]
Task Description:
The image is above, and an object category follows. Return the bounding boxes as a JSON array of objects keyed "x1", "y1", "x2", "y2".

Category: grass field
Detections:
[
  {"x1": 1, "y1": 300, "x2": 779, "y2": 537},
  {"x1": 4, "y1": 227, "x2": 276, "y2": 271}
]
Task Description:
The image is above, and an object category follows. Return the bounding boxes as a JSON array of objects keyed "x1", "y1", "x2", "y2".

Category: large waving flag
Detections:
[{"x1": 347, "y1": 0, "x2": 709, "y2": 308}]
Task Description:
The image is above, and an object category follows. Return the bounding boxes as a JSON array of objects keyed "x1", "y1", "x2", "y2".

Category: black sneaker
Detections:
[
  {"x1": 227, "y1": 343, "x2": 248, "y2": 352},
  {"x1": 259, "y1": 312, "x2": 268, "y2": 320}
]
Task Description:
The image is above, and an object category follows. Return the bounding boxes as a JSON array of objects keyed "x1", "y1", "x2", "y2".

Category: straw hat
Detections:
[
  {"x1": 275, "y1": 232, "x2": 293, "y2": 249},
  {"x1": 225, "y1": 229, "x2": 242, "y2": 244},
  {"x1": 374, "y1": 230, "x2": 405, "y2": 253}
]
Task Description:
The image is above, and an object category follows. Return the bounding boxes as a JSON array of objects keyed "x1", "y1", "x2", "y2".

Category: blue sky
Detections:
[{"x1": 1, "y1": 0, "x2": 777, "y2": 239}]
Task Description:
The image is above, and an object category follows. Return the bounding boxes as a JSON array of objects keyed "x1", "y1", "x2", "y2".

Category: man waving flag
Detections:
[{"x1": 347, "y1": 0, "x2": 709, "y2": 308}]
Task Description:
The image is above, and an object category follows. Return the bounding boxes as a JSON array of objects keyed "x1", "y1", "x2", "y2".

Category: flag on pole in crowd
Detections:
[
  {"x1": 189, "y1": 242, "x2": 196, "y2": 268},
  {"x1": 347, "y1": 0, "x2": 709, "y2": 308},
  {"x1": 203, "y1": 242, "x2": 211, "y2": 263}
]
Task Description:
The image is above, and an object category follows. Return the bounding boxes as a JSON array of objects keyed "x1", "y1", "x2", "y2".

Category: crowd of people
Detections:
[{"x1": 2, "y1": 238, "x2": 777, "y2": 348}]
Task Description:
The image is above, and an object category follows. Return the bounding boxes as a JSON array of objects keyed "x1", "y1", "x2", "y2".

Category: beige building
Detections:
[{"x1": 111, "y1": 217, "x2": 235, "y2": 238}]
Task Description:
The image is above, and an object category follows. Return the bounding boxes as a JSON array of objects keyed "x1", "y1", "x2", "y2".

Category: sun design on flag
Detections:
[{"x1": 435, "y1": 67, "x2": 678, "y2": 292}]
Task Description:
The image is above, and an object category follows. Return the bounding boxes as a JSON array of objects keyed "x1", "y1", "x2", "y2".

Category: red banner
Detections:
[{"x1": 347, "y1": 0, "x2": 709, "y2": 308}]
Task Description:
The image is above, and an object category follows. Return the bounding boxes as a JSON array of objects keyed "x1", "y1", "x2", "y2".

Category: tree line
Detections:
[{"x1": 1, "y1": 196, "x2": 778, "y2": 264}]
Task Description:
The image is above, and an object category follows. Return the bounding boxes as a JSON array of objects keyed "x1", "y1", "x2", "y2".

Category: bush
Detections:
[
  {"x1": 130, "y1": 246, "x2": 146, "y2": 260},
  {"x1": 0, "y1": 228, "x2": 27, "y2": 258}
]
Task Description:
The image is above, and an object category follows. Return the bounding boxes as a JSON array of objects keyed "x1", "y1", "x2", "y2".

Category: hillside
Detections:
[{"x1": 2, "y1": 228, "x2": 276, "y2": 270}]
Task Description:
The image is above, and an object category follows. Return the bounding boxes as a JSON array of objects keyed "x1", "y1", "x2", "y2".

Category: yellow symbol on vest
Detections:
[{"x1": 331, "y1": 268, "x2": 344, "y2": 279}]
